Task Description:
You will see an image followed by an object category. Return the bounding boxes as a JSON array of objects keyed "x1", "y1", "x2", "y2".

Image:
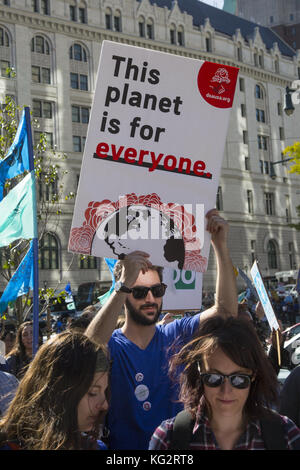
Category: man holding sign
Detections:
[{"x1": 86, "y1": 209, "x2": 237, "y2": 450}]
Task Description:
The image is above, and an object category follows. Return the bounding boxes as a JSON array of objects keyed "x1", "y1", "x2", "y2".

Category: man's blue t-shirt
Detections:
[{"x1": 107, "y1": 314, "x2": 200, "y2": 450}]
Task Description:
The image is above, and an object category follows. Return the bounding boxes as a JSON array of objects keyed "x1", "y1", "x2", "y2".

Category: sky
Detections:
[{"x1": 199, "y1": 0, "x2": 224, "y2": 8}]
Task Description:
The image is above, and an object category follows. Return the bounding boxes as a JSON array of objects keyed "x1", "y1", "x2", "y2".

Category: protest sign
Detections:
[
  {"x1": 162, "y1": 268, "x2": 202, "y2": 311},
  {"x1": 250, "y1": 260, "x2": 279, "y2": 331},
  {"x1": 68, "y1": 41, "x2": 239, "y2": 271}
]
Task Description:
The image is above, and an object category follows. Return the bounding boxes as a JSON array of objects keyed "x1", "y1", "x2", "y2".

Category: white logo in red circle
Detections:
[
  {"x1": 143, "y1": 401, "x2": 151, "y2": 411},
  {"x1": 197, "y1": 62, "x2": 239, "y2": 109}
]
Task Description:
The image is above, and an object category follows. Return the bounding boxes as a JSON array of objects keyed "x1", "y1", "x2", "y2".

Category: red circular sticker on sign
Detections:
[{"x1": 197, "y1": 62, "x2": 239, "y2": 109}]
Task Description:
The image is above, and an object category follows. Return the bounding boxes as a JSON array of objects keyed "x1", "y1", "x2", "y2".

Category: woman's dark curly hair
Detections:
[{"x1": 169, "y1": 316, "x2": 279, "y2": 420}]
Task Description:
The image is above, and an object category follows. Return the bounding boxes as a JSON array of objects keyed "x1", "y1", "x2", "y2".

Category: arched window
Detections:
[
  {"x1": 31, "y1": 35, "x2": 50, "y2": 54},
  {"x1": 0, "y1": 27, "x2": 9, "y2": 47},
  {"x1": 177, "y1": 25, "x2": 184, "y2": 46},
  {"x1": 267, "y1": 240, "x2": 278, "y2": 269},
  {"x1": 138, "y1": 16, "x2": 145, "y2": 38},
  {"x1": 170, "y1": 23, "x2": 176, "y2": 45},
  {"x1": 114, "y1": 9, "x2": 122, "y2": 32},
  {"x1": 69, "y1": 43, "x2": 87, "y2": 62},
  {"x1": 146, "y1": 18, "x2": 154, "y2": 40},
  {"x1": 205, "y1": 33, "x2": 212, "y2": 52},
  {"x1": 40, "y1": 233, "x2": 59, "y2": 269},
  {"x1": 105, "y1": 7, "x2": 112, "y2": 29}
]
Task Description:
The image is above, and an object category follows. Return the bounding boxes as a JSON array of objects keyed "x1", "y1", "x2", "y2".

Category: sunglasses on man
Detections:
[{"x1": 130, "y1": 283, "x2": 167, "y2": 300}]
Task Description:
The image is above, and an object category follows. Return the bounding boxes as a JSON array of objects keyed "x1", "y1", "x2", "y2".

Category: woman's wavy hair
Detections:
[
  {"x1": 169, "y1": 316, "x2": 279, "y2": 420},
  {"x1": 0, "y1": 331, "x2": 109, "y2": 450}
]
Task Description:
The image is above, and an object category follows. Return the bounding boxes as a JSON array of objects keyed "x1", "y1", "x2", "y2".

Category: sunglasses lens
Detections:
[
  {"x1": 230, "y1": 375, "x2": 251, "y2": 389},
  {"x1": 151, "y1": 284, "x2": 166, "y2": 297},
  {"x1": 203, "y1": 374, "x2": 223, "y2": 387},
  {"x1": 132, "y1": 287, "x2": 149, "y2": 299}
]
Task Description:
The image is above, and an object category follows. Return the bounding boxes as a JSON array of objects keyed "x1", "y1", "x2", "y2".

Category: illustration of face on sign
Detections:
[{"x1": 92, "y1": 203, "x2": 185, "y2": 270}]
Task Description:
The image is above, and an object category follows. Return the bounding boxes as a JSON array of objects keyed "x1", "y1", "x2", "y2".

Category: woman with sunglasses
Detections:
[{"x1": 149, "y1": 316, "x2": 300, "y2": 450}]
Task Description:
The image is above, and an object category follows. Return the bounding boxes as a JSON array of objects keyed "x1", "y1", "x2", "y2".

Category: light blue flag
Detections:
[
  {"x1": 0, "y1": 171, "x2": 37, "y2": 247},
  {"x1": 98, "y1": 258, "x2": 118, "y2": 305},
  {"x1": 0, "y1": 240, "x2": 34, "y2": 314},
  {"x1": 0, "y1": 110, "x2": 30, "y2": 201},
  {"x1": 238, "y1": 268, "x2": 259, "y2": 301}
]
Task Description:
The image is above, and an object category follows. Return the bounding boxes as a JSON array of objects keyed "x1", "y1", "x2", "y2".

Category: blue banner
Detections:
[
  {"x1": 0, "y1": 240, "x2": 34, "y2": 315},
  {"x1": 0, "y1": 110, "x2": 30, "y2": 201}
]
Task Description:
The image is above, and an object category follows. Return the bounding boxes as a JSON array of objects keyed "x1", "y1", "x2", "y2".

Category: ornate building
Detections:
[{"x1": 0, "y1": 0, "x2": 299, "y2": 297}]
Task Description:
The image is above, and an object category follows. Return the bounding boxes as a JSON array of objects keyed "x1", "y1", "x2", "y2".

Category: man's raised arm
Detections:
[
  {"x1": 199, "y1": 209, "x2": 237, "y2": 322},
  {"x1": 85, "y1": 251, "x2": 152, "y2": 344}
]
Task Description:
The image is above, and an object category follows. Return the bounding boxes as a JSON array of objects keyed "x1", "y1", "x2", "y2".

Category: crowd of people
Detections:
[{"x1": 0, "y1": 209, "x2": 299, "y2": 450}]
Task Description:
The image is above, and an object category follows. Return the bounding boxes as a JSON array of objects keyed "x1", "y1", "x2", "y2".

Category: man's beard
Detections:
[{"x1": 125, "y1": 298, "x2": 162, "y2": 326}]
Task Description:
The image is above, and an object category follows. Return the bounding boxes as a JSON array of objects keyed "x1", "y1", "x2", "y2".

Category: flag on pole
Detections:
[
  {"x1": 0, "y1": 110, "x2": 30, "y2": 201},
  {"x1": 0, "y1": 240, "x2": 34, "y2": 315},
  {"x1": 0, "y1": 171, "x2": 37, "y2": 247},
  {"x1": 98, "y1": 258, "x2": 118, "y2": 305}
]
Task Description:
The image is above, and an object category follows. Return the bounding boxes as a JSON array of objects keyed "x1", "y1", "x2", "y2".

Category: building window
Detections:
[
  {"x1": 32, "y1": 0, "x2": 50, "y2": 14},
  {"x1": 70, "y1": 5, "x2": 76, "y2": 21},
  {"x1": 279, "y1": 127, "x2": 285, "y2": 140},
  {"x1": 250, "y1": 240, "x2": 256, "y2": 264},
  {"x1": 286, "y1": 195, "x2": 291, "y2": 223},
  {"x1": 244, "y1": 156, "x2": 250, "y2": 171},
  {"x1": 33, "y1": 99, "x2": 53, "y2": 119},
  {"x1": 267, "y1": 240, "x2": 278, "y2": 269},
  {"x1": 31, "y1": 35, "x2": 50, "y2": 54},
  {"x1": 277, "y1": 102, "x2": 282, "y2": 115},
  {"x1": 177, "y1": 26, "x2": 184, "y2": 46},
  {"x1": 256, "y1": 108, "x2": 265, "y2": 122},
  {"x1": 138, "y1": 17, "x2": 145, "y2": 37},
  {"x1": 241, "y1": 103, "x2": 246, "y2": 117},
  {"x1": 114, "y1": 10, "x2": 122, "y2": 32},
  {"x1": 243, "y1": 130, "x2": 248, "y2": 144},
  {"x1": 257, "y1": 134, "x2": 268, "y2": 150},
  {"x1": 40, "y1": 233, "x2": 59, "y2": 269},
  {"x1": 274, "y1": 57, "x2": 279, "y2": 74},
  {"x1": 255, "y1": 84, "x2": 264, "y2": 99},
  {"x1": 170, "y1": 24, "x2": 176, "y2": 44},
  {"x1": 216, "y1": 186, "x2": 223, "y2": 211},
  {"x1": 247, "y1": 190, "x2": 254, "y2": 214},
  {"x1": 71, "y1": 105, "x2": 89, "y2": 123},
  {"x1": 70, "y1": 73, "x2": 88, "y2": 91},
  {"x1": 0, "y1": 27, "x2": 9, "y2": 47},
  {"x1": 73, "y1": 135, "x2": 86, "y2": 152},
  {"x1": 32, "y1": 65, "x2": 51, "y2": 84},
  {"x1": 146, "y1": 19, "x2": 154, "y2": 39},
  {"x1": 34, "y1": 131, "x2": 53, "y2": 148},
  {"x1": 0, "y1": 60, "x2": 10, "y2": 77},
  {"x1": 38, "y1": 173, "x2": 58, "y2": 202},
  {"x1": 79, "y1": 255, "x2": 98, "y2": 269},
  {"x1": 206, "y1": 33, "x2": 212, "y2": 52},
  {"x1": 105, "y1": 7, "x2": 112, "y2": 29},
  {"x1": 78, "y1": 7, "x2": 86, "y2": 24},
  {"x1": 237, "y1": 43, "x2": 243, "y2": 62},
  {"x1": 239, "y1": 77, "x2": 245, "y2": 92},
  {"x1": 265, "y1": 192, "x2": 275, "y2": 215},
  {"x1": 69, "y1": 43, "x2": 87, "y2": 62},
  {"x1": 288, "y1": 242, "x2": 295, "y2": 270}
]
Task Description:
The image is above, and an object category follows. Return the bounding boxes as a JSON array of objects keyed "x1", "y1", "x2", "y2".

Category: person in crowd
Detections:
[
  {"x1": 149, "y1": 316, "x2": 300, "y2": 450},
  {"x1": 0, "y1": 371, "x2": 19, "y2": 417},
  {"x1": 81, "y1": 305, "x2": 98, "y2": 322},
  {"x1": 279, "y1": 365, "x2": 300, "y2": 428},
  {"x1": 5, "y1": 321, "x2": 42, "y2": 380},
  {"x1": 86, "y1": 209, "x2": 238, "y2": 450},
  {"x1": 0, "y1": 331, "x2": 109, "y2": 450},
  {"x1": 0, "y1": 329, "x2": 16, "y2": 356}
]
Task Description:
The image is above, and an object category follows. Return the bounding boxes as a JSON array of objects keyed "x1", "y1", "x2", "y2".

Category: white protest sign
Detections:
[
  {"x1": 68, "y1": 41, "x2": 239, "y2": 272},
  {"x1": 163, "y1": 268, "x2": 202, "y2": 311},
  {"x1": 250, "y1": 260, "x2": 279, "y2": 331}
]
